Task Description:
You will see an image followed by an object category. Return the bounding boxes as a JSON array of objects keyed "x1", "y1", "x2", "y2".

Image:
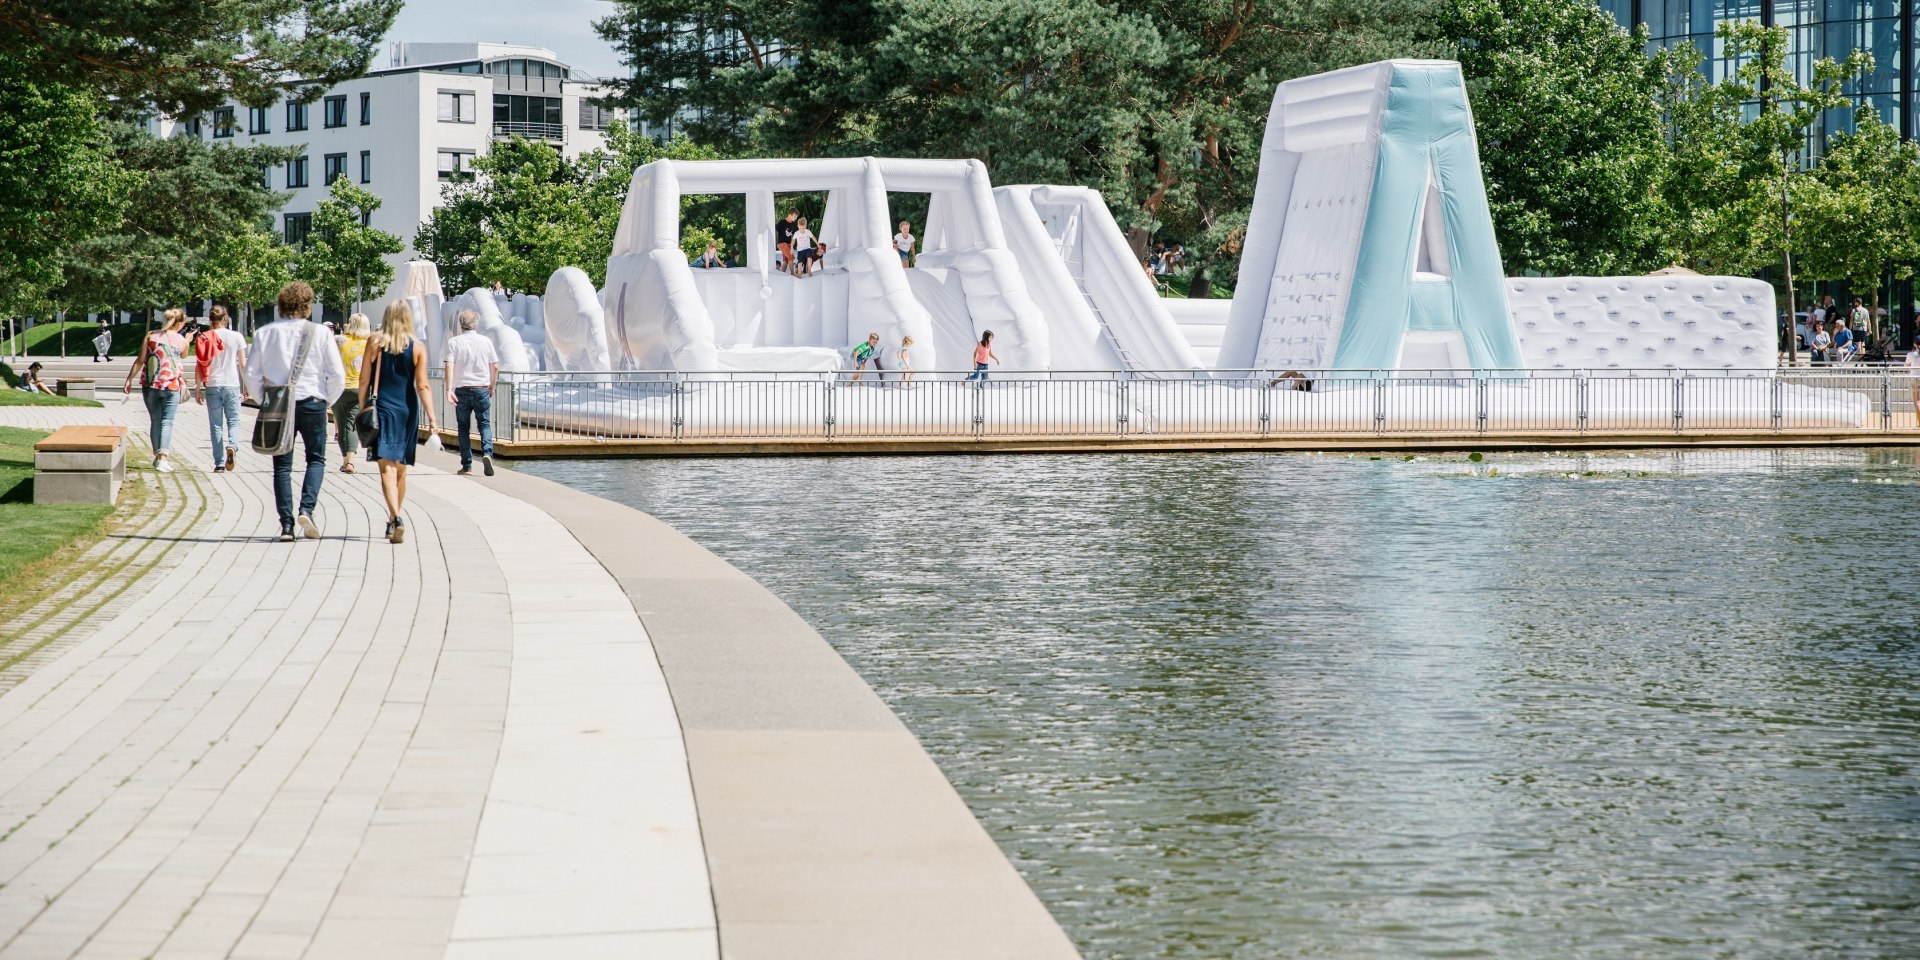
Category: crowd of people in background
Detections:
[{"x1": 87, "y1": 281, "x2": 496, "y2": 544}]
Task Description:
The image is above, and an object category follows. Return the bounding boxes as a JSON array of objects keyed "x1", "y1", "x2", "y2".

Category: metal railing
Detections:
[
  {"x1": 491, "y1": 120, "x2": 565, "y2": 141},
  {"x1": 460, "y1": 367, "x2": 1920, "y2": 444}
]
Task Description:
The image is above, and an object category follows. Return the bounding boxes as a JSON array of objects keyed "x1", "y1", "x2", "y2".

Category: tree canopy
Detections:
[
  {"x1": 0, "y1": 0, "x2": 403, "y2": 114},
  {"x1": 0, "y1": 54, "x2": 136, "y2": 314},
  {"x1": 415, "y1": 127, "x2": 727, "y2": 294},
  {"x1": 297, "y1": 176, "x2": 403, "y2": 314},
  {"x1": 1444, "y1": 0, "x2": 1671, "y2": 275}
]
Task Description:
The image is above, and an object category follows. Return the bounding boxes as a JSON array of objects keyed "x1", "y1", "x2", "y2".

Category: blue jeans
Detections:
[
  {"x1": 142, "y1": 386, "x2": 180, "y2": 454},
  {"x1": 273, "y1": 398, "x2": 328, "y2": 526},
  {"x1": 203, "y1": 386, "x2": 241, "y2": 467},
  {"x1": 965, "y1": 362, "x2": 989, "y2": 382},
  {"x1": 454, "y1": 387, "x2": 493, "y2": 467}
]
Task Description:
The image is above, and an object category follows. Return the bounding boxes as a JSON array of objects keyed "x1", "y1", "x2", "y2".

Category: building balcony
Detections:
[{"x1": 492, "y1": 120, "x2": 565, "y2": 141}]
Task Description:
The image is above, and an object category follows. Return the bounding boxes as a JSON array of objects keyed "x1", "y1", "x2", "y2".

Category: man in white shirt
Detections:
[
  {"x1": 1906, "y1": 335, "x2": 1920, "y2": 429},
  {"x1": 243, "y1": 282, "x2": 346, "y2": 541},
  {"x1": 443, "y1": 310, "x2": 501, "y2": 476},
  {"x1": 194, "y1": 305, "x2": 249, "y2": 473}
]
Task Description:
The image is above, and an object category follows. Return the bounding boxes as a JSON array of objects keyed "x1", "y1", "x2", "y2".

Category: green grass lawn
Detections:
[
  {"x1": 0, "y1": 426, "x2": 115, "y2": 593},
  {"x1": 1, "y1": 321, "x2": 150, "y2": 358},
  {"x1": 0, "y1": 363, "x2": 104, "y2": 407},
  {"x1": 1159, "y1": 274, "x2": 1235, "y2": 300}
]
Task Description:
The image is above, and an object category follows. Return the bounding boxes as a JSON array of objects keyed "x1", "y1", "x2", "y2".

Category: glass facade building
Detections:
[{"x1": 1601, "y1": 0, "x2": 1912, "y2": 143}]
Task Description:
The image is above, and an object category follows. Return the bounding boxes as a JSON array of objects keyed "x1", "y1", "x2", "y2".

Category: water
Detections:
[{"x1": 522, "y1": 449, "x2": 1920, "y2": 959}]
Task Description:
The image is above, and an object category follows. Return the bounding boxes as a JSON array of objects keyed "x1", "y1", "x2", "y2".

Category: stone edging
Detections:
[{"x1": 422, "y1": 445, "x2": 1081, "y2": 959}]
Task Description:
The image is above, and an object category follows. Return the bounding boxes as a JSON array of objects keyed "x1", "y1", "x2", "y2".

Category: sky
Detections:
[{"x1": 384, "y1": 0, "x2": 624, "y2": 79}]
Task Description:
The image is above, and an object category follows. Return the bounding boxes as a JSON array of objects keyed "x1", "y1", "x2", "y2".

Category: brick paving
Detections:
[{"x1": 0, "y1": 394, "x2": 715, "y2": 959}]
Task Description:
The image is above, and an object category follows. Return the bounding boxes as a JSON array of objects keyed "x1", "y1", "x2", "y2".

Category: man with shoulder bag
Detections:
[{"x1": 244, "y1": 282, "x2": 346, "y2": 542}]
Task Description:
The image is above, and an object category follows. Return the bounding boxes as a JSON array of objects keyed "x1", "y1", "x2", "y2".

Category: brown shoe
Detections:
[{"x1": 225, "y1": 449, "x2": 237, "y2": 472}]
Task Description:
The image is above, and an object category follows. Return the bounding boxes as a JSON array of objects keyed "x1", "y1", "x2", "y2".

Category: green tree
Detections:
[
  {"x1": 0, "y1": 55, "x2": 137, "y2": 314},
  {"x1": 54, "y1": 122, "x2": 294, "y2": 316},
  {"x1": 197, "y1": 224, "x2": 295, "y2": 332},
  {"x1": 1795, "y1": 106, "x2": 1920, "y2": 338},
  {"x1": 1442, "y1": 0, "x2": 1671, "y2": 274},
  {"x1": 1716, "y1": 21, "x2": 1867, "y2": 359},
  {"x1": 415, "y1": 127, "x2": 726, "y2": 293},
  {"x1": 0, "y1": 0, "x2": 403, "y2": 115},
  {"x1": 1655, "y1": 41, "x2": 1761, "y2": 275},
  {"x1": 297, "y1": 176, "x2": 403, "y2": 315}
]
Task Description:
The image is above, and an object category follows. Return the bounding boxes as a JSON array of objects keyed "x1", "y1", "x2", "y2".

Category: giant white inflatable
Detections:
[{"x1": 482, "y1": 58, "x2": 1860, "y2": 436}]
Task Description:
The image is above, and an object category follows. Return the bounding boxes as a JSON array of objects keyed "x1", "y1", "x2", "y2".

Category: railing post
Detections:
[
  {"x1": 1373, "y1": 373, "x2": 1387, "y2": 434},
  {"x1": 823, "y1": 376, "x2": 836, "y2": 439},
  {"x1": 1116, "y1": 373, "x2": 1130, "y2": 436},
  {"x1": 1576, "y1": 373, "x2": 1589, "y2": 433},
  {"x1": 1770, "y1": 375, "x2": 1784, "y2": 432},
  {"x1": 1672, "y1": 375, "x2": 1684, "y2": 434},
  {"x1": 496, "y1": 379, "x2": 516, "y2": 443},
  {"x1": 670, "y1": 376, "x2": 685, "y2": 441},
  {"x1": 1475, "y1": 374, "x2": 1488, "y2": 434},
  {"x1": 1882, "y1": 371, "x2": 1893, "y2": 431},
  {"x1": 971, "y1": 377, "x2": 985, "y2": 438},
  {"x1": 1258, "y1": 372, "x2": 1272, "y2": 436}
]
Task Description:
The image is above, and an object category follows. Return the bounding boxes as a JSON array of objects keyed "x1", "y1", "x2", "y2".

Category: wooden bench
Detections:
[
  {"x1": 34, "y1": 425, "x2": 127, "y2": 504},
  {"x1": 55, "y1": 378, "x2": 96, "y2": 400}
]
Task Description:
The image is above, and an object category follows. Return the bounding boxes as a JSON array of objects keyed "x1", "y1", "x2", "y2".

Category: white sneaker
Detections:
[
  {"x1": 155, "y1": 458, "x2": 173, "y2": 473},
  {"x1": 297, "y1": 513, "x2": 320, "y2": 539}
]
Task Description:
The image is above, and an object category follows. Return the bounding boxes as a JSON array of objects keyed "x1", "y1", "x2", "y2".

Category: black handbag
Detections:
[{"x1": 354, "y1": 346, "x2": 381, "y2": 446}]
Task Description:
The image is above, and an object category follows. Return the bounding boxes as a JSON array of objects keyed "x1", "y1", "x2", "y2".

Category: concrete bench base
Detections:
[
  {"x1": 34, "y1": 425, "x2": 127, "y2": 505},
  {"x1": 56, "y1": 379, "x2": 96, "y2": 400}
]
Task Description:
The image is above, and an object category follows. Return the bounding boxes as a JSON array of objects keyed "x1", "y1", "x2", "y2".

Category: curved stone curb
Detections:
[{"x1": 420, "y1": 444, "x2": 1081, "y2": 960}]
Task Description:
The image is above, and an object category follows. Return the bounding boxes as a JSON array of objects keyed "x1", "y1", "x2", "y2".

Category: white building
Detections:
[{"x1": 153, "y1": 42, "x2": 622, "y2": 301}]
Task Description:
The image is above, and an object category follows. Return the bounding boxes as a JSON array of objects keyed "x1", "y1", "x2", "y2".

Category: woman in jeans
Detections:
[
  {"x1": 332, "y1": 313, "x2": 371, "y2": 474},
  {"x1": 123, "y1": 309, "x2": 189, "y2": 473}
]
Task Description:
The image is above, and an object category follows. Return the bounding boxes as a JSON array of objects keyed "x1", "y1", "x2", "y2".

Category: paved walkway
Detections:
[{"x1": 0, "y1": 395, "x2": 716, "y2": 959}]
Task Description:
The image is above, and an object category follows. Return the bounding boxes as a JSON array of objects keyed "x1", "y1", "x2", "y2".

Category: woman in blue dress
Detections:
[{"x1": 359, "y1": 300, "x2": 439, "y2": 543}]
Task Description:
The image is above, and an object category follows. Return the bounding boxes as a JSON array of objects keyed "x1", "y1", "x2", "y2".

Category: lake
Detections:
[{"x1": 523, "y1": 448, "x2": 1920, "y2": 959}]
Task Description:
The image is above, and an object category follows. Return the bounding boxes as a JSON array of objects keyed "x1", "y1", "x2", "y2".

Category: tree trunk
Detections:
[
  {"x1": 1188, "y1": 269, "x2": 1212, "y2": 299},
  {"x1": 1123, "y1": 226, "x2": 1151, "y2": 262}
]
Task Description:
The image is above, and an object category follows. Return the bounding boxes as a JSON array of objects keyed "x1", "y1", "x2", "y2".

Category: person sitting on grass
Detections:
[{"x1": 18, "y1": 362, "x2": 51, "y2": 394}]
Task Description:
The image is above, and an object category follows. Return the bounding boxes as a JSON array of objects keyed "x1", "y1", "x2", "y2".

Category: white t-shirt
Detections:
[
  {"x1": 1906, "y1": 349, "x2": 1920, "y2": 372},
  {"x1": 894, "y1": 231, "x2": 913, "y2": 253},
  {"x1": 792, "y1": 228, "x2": 815, "y2": 252},
  {"x1": 444, "y1": 331, "x2": 500, "y2": 388},
  {"x1": 203, "y1": 328, "x2": 246, "y2": 387}
]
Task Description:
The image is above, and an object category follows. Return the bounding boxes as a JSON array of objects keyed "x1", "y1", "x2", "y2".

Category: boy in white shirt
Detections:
[
  {"x1": 894, "y1": 220, "x2": 915, "y2": 266},
  {"x1": 792, "y1": 217, "x2": 817, "y2": 277}
]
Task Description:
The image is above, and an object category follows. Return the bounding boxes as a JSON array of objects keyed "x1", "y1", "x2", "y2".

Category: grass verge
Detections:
[
  {"x1": 0, "y1": 363, "x2": 105, "y2": 408},
  {"x1": 0, "y1": 321, "x2": 149, "y2": 358},
  {"x1": 0, "y1": 426, "x2": 118, "y2": 602}
]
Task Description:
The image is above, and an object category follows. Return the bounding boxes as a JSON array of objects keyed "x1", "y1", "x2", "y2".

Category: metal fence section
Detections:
[{"x1": 486, "y1": 366, "x2": 1920, "y2": 444}]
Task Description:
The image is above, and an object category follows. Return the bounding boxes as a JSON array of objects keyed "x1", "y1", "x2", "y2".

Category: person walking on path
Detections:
[
  {"x1": 123, "y1": 309, "x2": 189, "y2": 473},
  {"x1": 966, "y1": 330, "x2": 1000, "y2": 383},
  {"x1": 898, "y1": 335, "x2": 915, "y2": 386},
  {"x1": 1906, "y1": 335, "x2": 1920, "y2": 427},
  {"x1": 244, "y1": 282, "x2": 345, "y2": 542},
  {"x1": 333, "y1": 313, "x2": 371, "y2": 474},
  {"x1": 1851, "y1": 298, "x2": 1872, "y2": 340},
  {"x1": 443, "y1": 310, "x2": 500, "y2": 477},
  {"x1": 362, "y1": 301, "x2": 439, "y2": 543},
  {"x1": 194, "y1": 306, "x2": 249, "y2": 473},
  {"x1": 92, "y1": 323, "x2": 112, "y2": 362}
]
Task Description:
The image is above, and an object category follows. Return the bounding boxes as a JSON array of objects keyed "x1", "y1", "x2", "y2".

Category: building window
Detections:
[
  {"x1": 323, "y1": 95, "x2": 347, "y2": 128},
  {"x1": 212, "y1": 106, "x2": 236, "y2": 138},
  {"x1": 578, "y1": 101, "x2": 615, "y2": 131},
  {"x1": 286, "y1": 155, "x2": 309, "y2": 188},
  {"x1": 248, "y1": 105, "x2": 270, "y2": 135},
  {"x1": 185, "y1": 115, "x2": 203, "y2": 137},
  {"x1": 437, "y1": 90, "x2": 477, "y2": 123},
  {"x1": 359, "y1": 91, "x2": 371, "y2": 125},
  {"x1": 437, "y1": 149, "x2": 475, "y2": 180},
  {"x1": 493, "y1": 94, "x2": 564, "y2": 139},
  {"x1": 323, "y1": 152, "x2": 347, "y2": 185},
  {"x1": 359, "y1": 149, "x2": 371, "y2": 183},
  {"x1": 284, "y1": 212, "x2": 312, "y2": 247},
  {"x1": 259, "y1": 164, "x2": 272, "y2": 189},
  {"x1": 286, "y1": 100, "x2": 309, "y2": 131}
]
